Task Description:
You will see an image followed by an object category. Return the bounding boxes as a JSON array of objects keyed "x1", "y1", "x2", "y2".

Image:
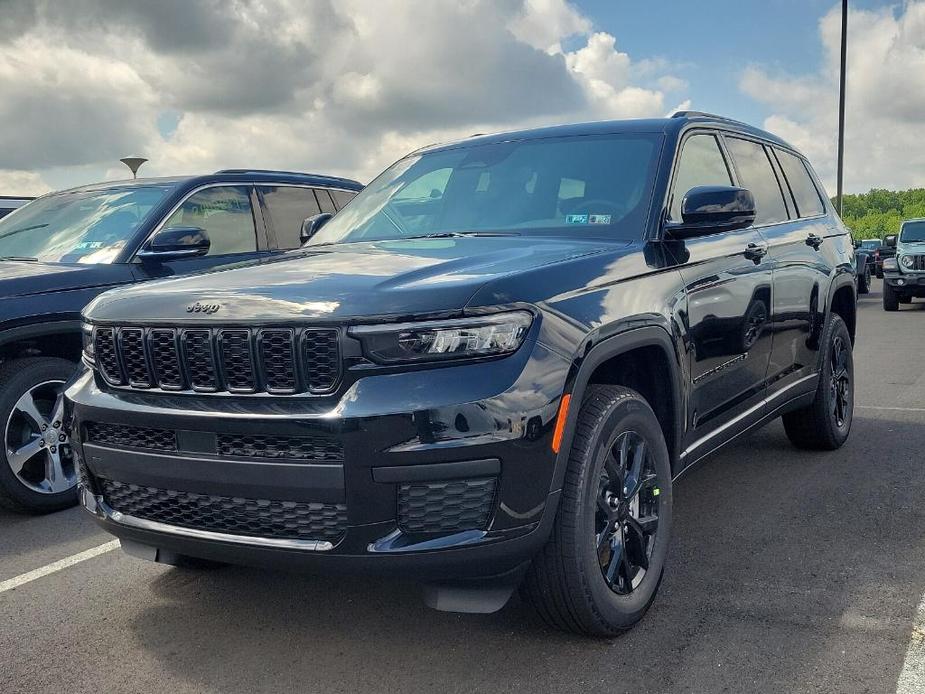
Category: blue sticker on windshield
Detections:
[
  {"x1": 566, "y1": 214, "x2": 588, "y2": 224},
  {"x1": 589, "y1": 214, "x2": 612, "y2": 225}
]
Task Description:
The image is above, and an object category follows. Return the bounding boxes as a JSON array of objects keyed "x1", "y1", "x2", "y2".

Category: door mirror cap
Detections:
[
  {"x1": 300, "y1": 213, "x2": 334, "y2": 245},
  {"x1": 137, "y1": 226, "x2": 210, "y2": 263},
  {"x1": 665, "y1": 186, "x2": 756, "y2": 240},
  {"x1": 885, "y1": 234, "x2": 897, "y2": 248}
]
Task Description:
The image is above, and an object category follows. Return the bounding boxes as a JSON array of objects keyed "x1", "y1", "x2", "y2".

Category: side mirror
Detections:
[
  {"x1": 300, "y1": 213, "x2": 334, "y2": 245},
  {"x1": 885, "y1": 234, "x2": 897, "y2": 248},
  {"x1": 137, "y1": 226, "x2": 210, "y2": 263},
  {"x1": 665, "y1": 186, "x2": 756, "y2": 239},
  {"x1": 852, "y1": 239, "x2": 861, "y2": 249}
]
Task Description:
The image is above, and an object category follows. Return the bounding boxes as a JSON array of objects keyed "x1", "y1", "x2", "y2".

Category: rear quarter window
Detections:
[{"x1": 775, "y1": 149, "x2": 826, "y2": 218}]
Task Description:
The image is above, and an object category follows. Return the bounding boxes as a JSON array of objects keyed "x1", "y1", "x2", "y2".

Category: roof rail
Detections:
[
  {"x1": 215, "y1": 168, "x2": 328, "y2": 176},
  {"x1": 670, "y1": 110, "x2": 753, "y2": 127}
]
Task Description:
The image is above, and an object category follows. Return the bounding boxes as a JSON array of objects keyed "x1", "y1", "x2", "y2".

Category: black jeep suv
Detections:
[
  {"x1": 0, "y1": 170, "x2": 361, "y2": 512},
  {"x1": 68, "y1": 113, "x2": 856, "y2": 636}
]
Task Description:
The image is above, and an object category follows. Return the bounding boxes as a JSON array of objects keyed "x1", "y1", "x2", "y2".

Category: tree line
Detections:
[{"x1": 834, "y1": 188, "x2": 925, "y2": 240}]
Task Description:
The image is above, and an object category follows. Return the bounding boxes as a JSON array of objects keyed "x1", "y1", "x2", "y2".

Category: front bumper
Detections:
[
  {"x1": 67, "y1": 341, "x2": 571, "y2": 580},
  {"x1": 883, "y1": 270, "x2": 925, "y2": 294}
]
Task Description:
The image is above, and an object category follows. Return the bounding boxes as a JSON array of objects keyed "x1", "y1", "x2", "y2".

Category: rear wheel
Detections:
[
  {"x1": 782, "y1": 315, "x2": 853, "y2": 450},
  {"x1": 0, "y1": 357, "x2": 79, "y2": 513},
  {"x1": 522, "y1": 385, "x2": 672, "y2": 637},
  {"x1": 883, "y1": 282, "x2": 899, "y2": 311}
]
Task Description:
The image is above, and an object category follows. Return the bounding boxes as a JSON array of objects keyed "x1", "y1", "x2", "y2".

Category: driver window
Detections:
[
  {"x1": 669, "y1": 134, "x2": 733, "y2": 221},
  {"x1": 163, "y1": 185, "x2": 257, "y2": 256}
]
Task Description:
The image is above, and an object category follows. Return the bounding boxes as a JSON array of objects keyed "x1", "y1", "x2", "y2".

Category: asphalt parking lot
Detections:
[{"x1": 2, "y1": 279, "x2": 923, "y2": 694}]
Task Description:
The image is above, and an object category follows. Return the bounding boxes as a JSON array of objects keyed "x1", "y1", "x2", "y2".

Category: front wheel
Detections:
[
  {"x1": 883, "y1": 282, "x2": 899, "y2": 311},
  {"x1": 0, "y1": 357, "x2": 79, "y2": 513},
  {"x1": 522, "y1": 385, "x2": 672, "y2": 637},
  {"x1": 857, "y1": 266, "x2": 870, "y2": 294},
  {"x1": 782, "y1": 314, "x2": 853, "y2": 450}
]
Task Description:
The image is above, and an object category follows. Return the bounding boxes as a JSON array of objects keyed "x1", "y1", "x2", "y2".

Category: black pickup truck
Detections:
[{"x1": 0, "y1": 170, "x2": 361, "y2": 512}]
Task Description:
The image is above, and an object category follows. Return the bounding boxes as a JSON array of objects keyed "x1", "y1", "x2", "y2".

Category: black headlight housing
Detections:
[{"x1": 350, "y1": 311, "x2": 533, "y2": 365}]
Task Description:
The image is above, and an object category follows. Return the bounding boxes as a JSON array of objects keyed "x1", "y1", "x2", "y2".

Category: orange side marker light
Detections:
[{"x1": 551, "y1": 393, "x2": 571, "y2": 454}]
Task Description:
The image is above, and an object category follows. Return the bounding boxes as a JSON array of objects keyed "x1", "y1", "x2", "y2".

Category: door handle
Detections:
[
  {"x1": 806, "y1": 233, "x2": 824, "y2": 249},
  {"x1": 744, "y1": 241, "x2": 768, "y2": 263}
]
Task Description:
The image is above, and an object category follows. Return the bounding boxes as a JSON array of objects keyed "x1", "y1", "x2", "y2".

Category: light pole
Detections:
[
  {"x1": 119, "y1": 157, "x2": 148, "y2": 179},
  {"x1": 836, "y1": 0, "x2": 847, "y2": 215}
]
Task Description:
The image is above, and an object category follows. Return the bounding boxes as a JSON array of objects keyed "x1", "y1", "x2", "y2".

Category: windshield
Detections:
[
  {"x1": 309, "y1": 133, "x2": 661, "y2": 246},
  {"x1": 900, "y1": 220, "x2": 925, "y2": 243},
  {"x1": 860, "y1": 240, "x2": 881, "y2": 250},
  {"x1": 0, "y1": 185, "x2": 175, "y2": 263}
]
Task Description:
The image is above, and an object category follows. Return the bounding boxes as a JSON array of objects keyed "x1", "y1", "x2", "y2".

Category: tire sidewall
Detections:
[
  {"x1": 0, "y1": 358, "x2": 78, "y2": 511},
  {"x1": 574, "y1": 395, "x2": 673, "y2": 627}
]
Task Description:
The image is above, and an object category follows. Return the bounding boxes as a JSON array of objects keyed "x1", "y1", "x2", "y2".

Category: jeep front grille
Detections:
[
  {"x1": 85, "y1": 422, "x2": 177, "y2": 452},
  {"x1": 91, "y1": 326, "x2": 341, "y2": 395},
  {"x1": 905, "y1": 254, "x2": 925, "y2": 271}
]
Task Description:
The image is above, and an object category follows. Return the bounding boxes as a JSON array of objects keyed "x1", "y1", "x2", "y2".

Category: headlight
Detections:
[
  {"x1": 350, "y1": 311, "x2": 533, "y2": 364},
  {"x1": 900, "y1": 255, "x2": 914, "y2": 269},
  {"x1": 883, "y1": 257, "x2": 898, "y2": 271},
  {"x1": 81, "y1": 323, "x2": 95, "y2": 363}
]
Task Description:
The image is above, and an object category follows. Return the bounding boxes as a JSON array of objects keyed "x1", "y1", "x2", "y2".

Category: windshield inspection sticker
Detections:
[
  {"x1": 565, "y1": 214, "x2": 588, "y2": 224},
  {"x1": 589, "y1": 214, "x2": 611, "y2": 224}
]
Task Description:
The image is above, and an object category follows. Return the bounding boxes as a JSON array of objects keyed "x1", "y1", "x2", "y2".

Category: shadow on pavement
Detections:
[{"x1": 126, "y1": 416, "x2": 925, "y2": 694}]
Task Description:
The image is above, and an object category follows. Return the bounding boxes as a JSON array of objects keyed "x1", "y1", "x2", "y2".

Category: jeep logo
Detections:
[{"x1": 186, "y1": 302, "x2": 221, "y2": 314}]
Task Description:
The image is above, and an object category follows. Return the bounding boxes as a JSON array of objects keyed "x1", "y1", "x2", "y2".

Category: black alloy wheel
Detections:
[{"x1": 594, "y1": 431, "x2": 660, "y2": 595}]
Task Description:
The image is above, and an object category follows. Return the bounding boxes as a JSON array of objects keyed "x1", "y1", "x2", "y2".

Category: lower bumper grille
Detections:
[
  {"x1": 85, "y1": 422, "x2": 177, "y2": 452},
  {"x1": 101, "y1": 479, "x2": 347, "y2": 543},
  {"x1": 398, "y1": 478, "x2": 497, "y2": 534}
]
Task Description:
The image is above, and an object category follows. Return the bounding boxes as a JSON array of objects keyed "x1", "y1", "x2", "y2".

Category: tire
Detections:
[
  {"x1": 857, "y1": 266, "x2": 870, "y2": 294},
  {"x1": 782, "y1": 314, "x2": 853, "y2": 451},
  {"x1": 522, "y1": 385, "x2": 672, "y2": 637},
  {"x1": 0, "y1": 357, "x2": 79, "y2": 513},
  {"x1": 883, "y1": 282, "x2": 899, "y2": 311},
  {"x1": 875, "y1": 266, "x2": 883, "y2": 279}
]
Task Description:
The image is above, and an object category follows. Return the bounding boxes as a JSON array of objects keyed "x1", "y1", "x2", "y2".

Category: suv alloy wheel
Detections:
[
  {"x1": 522, "y1": 385, "x2": 672, "y2": 636},
  {"x1": 0, "y1": 357, "x2": 78, "y2": 512},
  {"x1": 782, "y1": 314, "x2": 854, "y2": 450}
]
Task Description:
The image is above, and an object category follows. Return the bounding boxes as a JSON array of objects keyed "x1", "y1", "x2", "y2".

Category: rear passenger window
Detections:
[
  {"x1": 330, "y1": 189, "x2": 357, "y2": 210},
  {"x1": 775, "y1": 149, "x2": 825, "y2": 217},
  {"x1": 259, "y1": 186, "x2": 322, "y2": 250},
  {"x1": 725, "y1": 138, "x2": 789, "y2": 225},
  {"x1": 669, "y1": 134, "x2": 732, "y2": 221},
  {"x1": 315, "y1": 189, "x2": 337, "y2": 214}
]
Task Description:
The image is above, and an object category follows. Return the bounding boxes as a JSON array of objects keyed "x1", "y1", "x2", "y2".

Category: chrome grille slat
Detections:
[{"x1": 93, "y1": 325, "x2": 340, "y2": 395}]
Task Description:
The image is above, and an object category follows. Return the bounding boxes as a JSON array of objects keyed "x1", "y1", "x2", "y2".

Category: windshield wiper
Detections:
[
  {"x1": 405, "y1": 231, "x2": 521, "y2": 239},
  {"x1": 0, "y1": 223, "x2": 49, "y2": 240},
  {"x1": 0, "y1": 255, "x2": 38, "y2": 262}
]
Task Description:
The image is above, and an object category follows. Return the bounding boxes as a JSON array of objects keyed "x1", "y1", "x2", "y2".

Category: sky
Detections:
[{"x1": 0, "y1": 0, "x2": 922, "y2": 197}]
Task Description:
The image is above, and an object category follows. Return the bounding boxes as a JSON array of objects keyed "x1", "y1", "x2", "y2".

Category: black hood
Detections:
[
  {"x1": 0, "y1": 260, "x2": 134, "y2": 298},
  {"x1": 85, "y1": 236, "x2": 616, "y2": 323}
]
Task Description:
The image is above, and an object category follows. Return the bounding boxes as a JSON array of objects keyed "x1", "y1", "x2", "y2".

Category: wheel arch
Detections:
[
  {"x1": 0, "y1": 321, "x2": 83, "y2": 363},
  {"x1": 550, "y1": 325, "x2": 685, "y2": 492},
  {"x1": 827, "y1": 275, "x2": 857, "y2": 344}
]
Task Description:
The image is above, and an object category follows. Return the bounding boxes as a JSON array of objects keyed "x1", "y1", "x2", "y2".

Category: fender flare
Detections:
[{"x1": 549, "y1": 325, "x2": 684, "y2": 493}]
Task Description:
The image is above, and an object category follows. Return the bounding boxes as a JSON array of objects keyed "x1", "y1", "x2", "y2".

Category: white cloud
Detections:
[
  {"x1": 0, "y1": 0, "x2": 688, "y2": 195},
  {"x1": 741, "y1": 1, "x2": 925, "y2": 193}
]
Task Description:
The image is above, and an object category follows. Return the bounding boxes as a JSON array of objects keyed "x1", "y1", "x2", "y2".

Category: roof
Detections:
[
  {"x1": 419, "y1": 112, "x2": 795, "y2": 155},
  {"x1": 43, "y1": 170, "x2": 364, "y2": 197}
]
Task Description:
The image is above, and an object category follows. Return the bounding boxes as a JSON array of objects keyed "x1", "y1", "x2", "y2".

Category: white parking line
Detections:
[
  {"x1": 897, "y1": 592, "x2": 925, "y2": 693},
  {"x1": 0, "y1": 540, "x2": 120, "y2": 594},
  {"x1": 857, "y1": 405, "x2": 925, "y2": 413}
]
